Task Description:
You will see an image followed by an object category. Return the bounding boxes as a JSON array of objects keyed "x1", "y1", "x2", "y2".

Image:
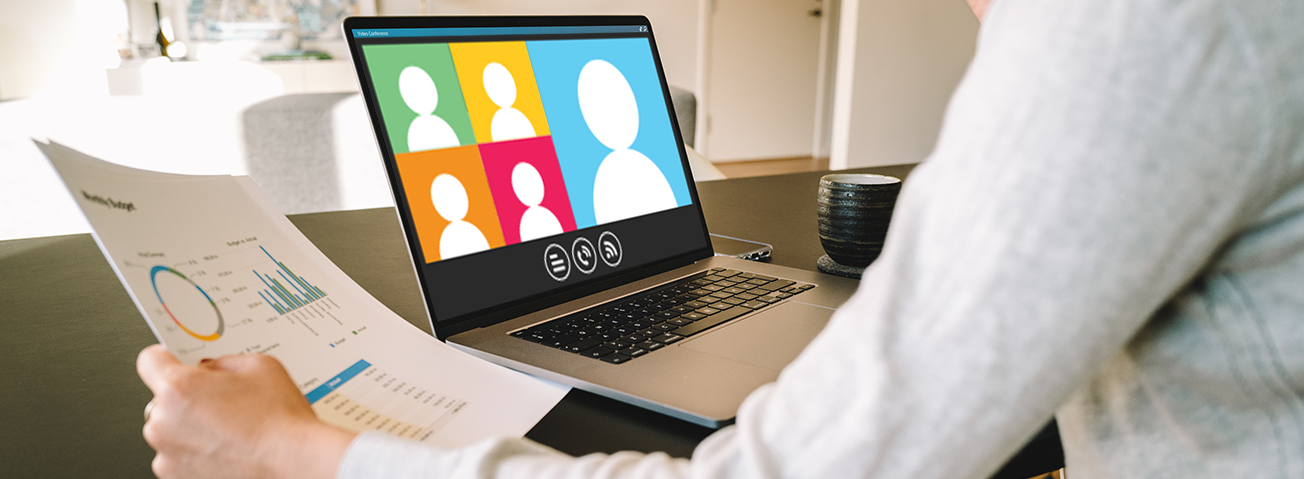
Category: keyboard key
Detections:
[
  {"x1": 681, "y1": 312, "x2": 707, "y2": 321},
  {"x1": 799, "y1": 284, "x2": 815, "y2": 290},
  {"x1": 653, "y1": 323, "x2": 678, "y2": 331},
  {"x1": 775, "y1": 292, "x2": 792, "y2": 299},
  {"x1": 702, "y1": 285, "x2": 724, "y2": 292},
  {"x1": 563, "y1": 338, "x2": 602, "y2": 352},
  {"x1": 510, "y1": 330, "x2": 527, "y2": 338},
  {"x1": 716, "y1": 281, "x2": 738, "y2": 288},
  {"x1": 746, "y1": 278, "x2": 771, "y2": 286},
  {"x1": 619, "y1": 331, "x2": 642, "y2": 340},
  {"x1": 655, "y1": 311, "x2": 679, "y2": 320},
  {"x1": 583, "y1": 347, "x2": 615, "y2": 358},
  {"x1": 669, "y1": 305, "x2": 694, "y2": 314},
  {"x1": 723, "y1": 287, "x2": 746, "y2": 294},
  {"x1": 673, "y1": 306, "x2": 749, "y2": 336},
  {"x1": 758, "y1": 280, "x2": 794, "y2": 291},
  {"x1": 703, "y1": 275, "x2": 725, "y2": 282},
  {"x1": 684, "y1": 300, "x2": 710, "y2": 309},
  {"x1": 600, "y1": 354, "x2": 631, "y2": 364},
  {"x1": 743, "y1": 273, "x2": 777, "y2": 282},
  {"x1": 716, "y1": 269, "x2": 741, "y2": 277},
  {"x1": 618, "y1": 348, "x2": 648, "y2": 358},
  {"x1": 544, "y1": 335, "x2": 579, "y2": 348},
  {"x1": 603, "y1": 340, "x2": 632, "y2": 350},
  {"x1": 666, "y1": 317, "x2": 693, "y2": 326},
  {"x1": 740, "y1": 300, "x2": 768, "y2": 309},
  {"x1": 758, "y1": 295, "x2": 782, "y2": 303},
  {"x1": 696, "y1": 307, "x2": 722, "y2": 315},
  {"x1": 735, "y1": 283, "x2": 759, "y2": 290},
  {"x1": 653, "y1": 333, "x2": 684, "y2": 344},
  {"x1": 526, "y1": 331, "x2": 555, "y2": 342},
  {"x1": 636, "y1": 341, "x2": 665, "y2": 351},
  {"x1": 721, "y1": 297, "x2": 746, "y2": 305},
  {"x1": 736, "y1": 292, "x2": 759, "y2": 301}
]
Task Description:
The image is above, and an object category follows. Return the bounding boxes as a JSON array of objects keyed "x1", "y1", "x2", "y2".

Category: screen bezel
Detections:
[{"x1": 342, "y1": 15, "x2": 714, "y2": 339}]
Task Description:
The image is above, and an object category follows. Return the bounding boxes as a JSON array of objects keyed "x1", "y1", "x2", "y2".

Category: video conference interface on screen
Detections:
[{"x1": 352, "y1": 24, "x2": 707, "y2": 323}]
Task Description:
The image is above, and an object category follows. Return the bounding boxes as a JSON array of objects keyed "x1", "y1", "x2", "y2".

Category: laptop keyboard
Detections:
[{"x1": 510, "y1": 267, "x2": 816, "y2": 364}]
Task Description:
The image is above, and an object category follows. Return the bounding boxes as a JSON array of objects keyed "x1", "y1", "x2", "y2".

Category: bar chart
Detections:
[{"x1": 253, "y1": 246, "x2": 328, "y2": 315}]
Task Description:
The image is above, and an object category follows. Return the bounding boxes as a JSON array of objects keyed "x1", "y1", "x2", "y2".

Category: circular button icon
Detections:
[
  {"x1": 543, "y1": 244, "x2": 570, "y2": 281},
  {"x1": 597, "y1": 231, "x2": 622, "y2": 267},
  {"x1": 572, "y1": 237, "x2": 597, "y2": 274}
]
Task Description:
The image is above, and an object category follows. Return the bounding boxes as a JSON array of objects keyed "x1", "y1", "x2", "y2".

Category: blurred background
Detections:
[{"x1": 0, "y1": 0, "x2": 977, "y2": 240}]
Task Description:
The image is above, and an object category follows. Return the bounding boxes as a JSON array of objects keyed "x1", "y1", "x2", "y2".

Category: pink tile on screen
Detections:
[{"x1": 479, "y1": 136, "x2": 578, "y2": 245}]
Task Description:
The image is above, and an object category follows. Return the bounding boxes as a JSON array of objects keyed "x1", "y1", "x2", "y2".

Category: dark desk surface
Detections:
[{"x1": 0, "y1": 164, "x2": 1060, "y2": 478}]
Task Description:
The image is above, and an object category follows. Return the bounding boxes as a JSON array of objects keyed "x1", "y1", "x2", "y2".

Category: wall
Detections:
[
  {"x1": 379, "y1": 0, "x2": 699, "y2": 92},
  {"x1": 829, "y1": 0, "x2": 978, "y2": 168},
  {"x1": 0, "y1": 1, "x2": 78, "y2": 100}
]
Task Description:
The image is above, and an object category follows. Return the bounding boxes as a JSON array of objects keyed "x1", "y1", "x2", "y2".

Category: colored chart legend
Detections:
[{"x1": 253, "y1": 246, "x2": 327, "y2": 314}]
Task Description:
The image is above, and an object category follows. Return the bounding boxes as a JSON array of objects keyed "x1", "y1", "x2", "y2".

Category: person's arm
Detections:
[{"x1": 137, "y1": 0, "x2": 1281, "y2": 477}]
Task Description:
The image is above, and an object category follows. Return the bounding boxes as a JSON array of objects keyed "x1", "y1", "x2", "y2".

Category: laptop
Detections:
[{"x1": 342, "y1": 15, "x2": 860, "y2": 427}]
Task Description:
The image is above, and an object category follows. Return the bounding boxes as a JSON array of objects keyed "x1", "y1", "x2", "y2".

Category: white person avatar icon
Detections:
[
  {"x1": 399, "y1": 66, "x2": 460, "y2": 152},
  {"x1": 578, "y1": 60, "x2": 678, "y2": 223},
  {"x1": 483, "y1": 62, "x2": 537, "y2": 141},
  {"x1": 512, "y1": 162, "x2": 564, "y2": 242},
  {"x1": 430, "y1": 173, "x2": 490, "y2": 260}
]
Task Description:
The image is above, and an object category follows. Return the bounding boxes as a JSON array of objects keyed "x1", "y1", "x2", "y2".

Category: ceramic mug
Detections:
[{"x1": 817, "y1": 173, "x2": 902, "y2": 267}]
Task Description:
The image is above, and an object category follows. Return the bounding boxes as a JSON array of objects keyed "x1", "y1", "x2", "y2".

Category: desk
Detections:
[{"x1": 0, "y1": 165, "x2": 1060, "y2": 478}]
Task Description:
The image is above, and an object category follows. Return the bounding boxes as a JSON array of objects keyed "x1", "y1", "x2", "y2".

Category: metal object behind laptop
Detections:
[{"x1": 710, "y1": 234, "x2": 772, "y2": 261}]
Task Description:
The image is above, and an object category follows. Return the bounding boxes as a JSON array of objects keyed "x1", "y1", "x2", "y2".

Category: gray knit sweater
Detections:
[{"x1": 338, "y1": 0, "x2": 1304, "y2": 477}]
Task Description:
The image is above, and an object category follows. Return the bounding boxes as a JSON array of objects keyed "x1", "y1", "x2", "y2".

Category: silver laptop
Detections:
[{"x1": 343, "y1": 15, "x2": 859, "y2": 427}]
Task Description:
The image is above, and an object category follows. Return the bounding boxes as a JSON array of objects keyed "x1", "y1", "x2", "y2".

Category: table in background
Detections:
[{"x1": 0, "y1": 164, "x2": 1060, "y2": 478}]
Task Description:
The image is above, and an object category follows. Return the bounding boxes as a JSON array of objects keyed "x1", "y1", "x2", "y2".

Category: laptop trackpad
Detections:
[{"x1": 681, "y1": 301, "x2": 834, "y2": 371}]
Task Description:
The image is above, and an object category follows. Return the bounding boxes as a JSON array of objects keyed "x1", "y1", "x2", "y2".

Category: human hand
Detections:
[{"x1": 137, "y1": 344, "x2": 356, "y2": 479}]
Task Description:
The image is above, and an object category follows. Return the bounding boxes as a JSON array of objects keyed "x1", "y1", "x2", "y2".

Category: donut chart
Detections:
[{"x1": 150, "y1": 265, "x2": 225, "y2": 341}]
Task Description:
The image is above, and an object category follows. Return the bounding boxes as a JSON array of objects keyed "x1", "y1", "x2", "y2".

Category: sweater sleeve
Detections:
[{"x1": 338, "y1": 0, "x2": 1281, "y2": 477}]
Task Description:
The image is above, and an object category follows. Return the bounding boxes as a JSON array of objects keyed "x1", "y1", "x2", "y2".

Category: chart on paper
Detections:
[
  {"x1": 123, "y1": 237, "x2": 365, "y2": 358},
  {"x1": 307, "y1": 360, "x2": 468, "y2": 440}
]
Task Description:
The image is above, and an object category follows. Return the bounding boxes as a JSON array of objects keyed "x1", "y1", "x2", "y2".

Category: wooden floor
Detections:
[{"x1": 714, "y1": 156, "x2": 830, "y2": 179}]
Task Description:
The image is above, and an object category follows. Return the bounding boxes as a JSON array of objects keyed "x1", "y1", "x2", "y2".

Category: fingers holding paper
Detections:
[{"x1": 136, "y1": 344, "x2": 355, "y2": 479}]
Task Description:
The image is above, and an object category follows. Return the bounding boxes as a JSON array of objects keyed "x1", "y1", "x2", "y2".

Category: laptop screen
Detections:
[{"x1": 345, "y1": 17, "x2": 710, "y2": 331}]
